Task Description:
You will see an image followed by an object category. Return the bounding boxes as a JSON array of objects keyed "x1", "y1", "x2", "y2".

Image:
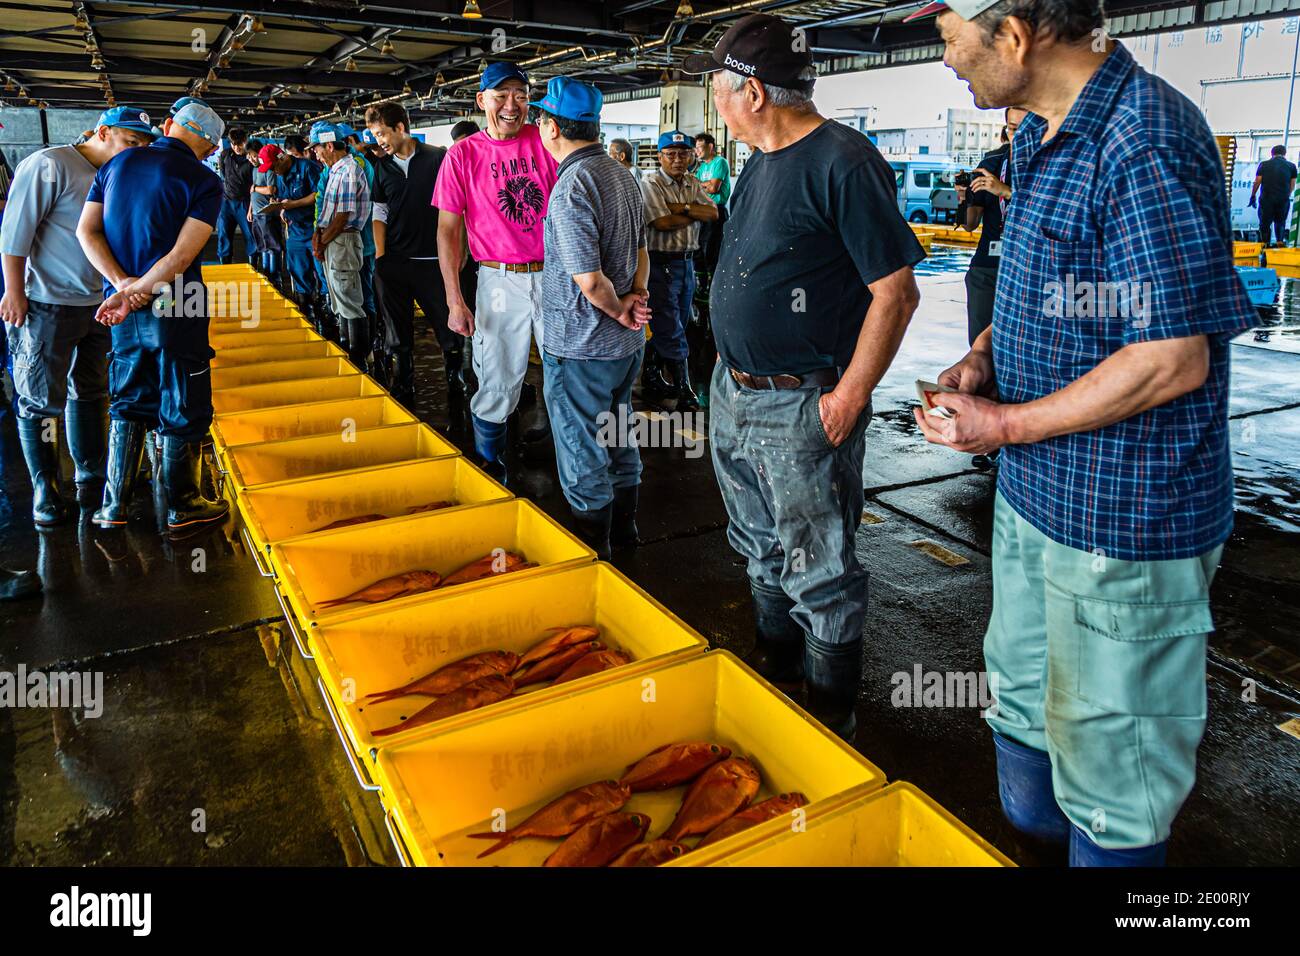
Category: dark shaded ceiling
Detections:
[{"x1": 0, "y1": 0, "x2": 1291, "y2": 132}]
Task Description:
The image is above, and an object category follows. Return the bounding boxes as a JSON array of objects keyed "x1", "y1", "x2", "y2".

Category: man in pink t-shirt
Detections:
[{"x1": 435, "y1": 62, "x2": 558, "y2": 480}]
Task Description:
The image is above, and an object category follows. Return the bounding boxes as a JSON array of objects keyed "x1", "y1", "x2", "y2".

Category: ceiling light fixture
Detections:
[
  {"x1": 435, "y1": 71, "x2": 446, "y2": 85},
  {"x1": 675, "y1": 0, "x2": 694, "y2": 16},
  {"x1": 250, "y1": 16, "x2": 266, "y2": 33},
  {"x1": 463, "y1": 1, "x2": 482, "y2": 19},
  {"x1": 345, "y1": 57, "x2": 357, "y2": 72},
  {"x1": 74, "y1": 12, "x2": 88, "y2": 30},
  {"x1": 380, "y1": 38, "x2": 395, "y2": 56}
]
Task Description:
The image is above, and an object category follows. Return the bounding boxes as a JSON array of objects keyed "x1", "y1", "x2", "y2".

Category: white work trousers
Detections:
[{"x1": 469, "y1": 265, "x2": 545, "y2": 425}]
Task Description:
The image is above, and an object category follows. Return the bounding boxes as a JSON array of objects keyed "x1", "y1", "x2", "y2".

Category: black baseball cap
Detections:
[{"x1": 681, "y1": 13, "x2": 813, "y2": 89}]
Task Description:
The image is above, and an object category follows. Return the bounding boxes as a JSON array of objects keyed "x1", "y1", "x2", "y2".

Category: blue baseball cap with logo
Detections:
[
  {"x1": 172, "y1": 100, "x2": 224, "y2": 143},
  {"x1": 334, "y1": 122, "x2": 358, "y2": 141},
  {"x1": 657, "y1": 130, "x2": 694, "y2": 151},
  {"x1": 530, "y1": 76, "x2": 602, "y2": 123},
  {"x1": 169, "y1": 95, "x2": 208, "y2": 117},
  {"x1": 480, "y1": 61, "x2": 528, "y2": 92},
  {"x1": 98, "y1": 106, "x2": 156, "y2": 136}
]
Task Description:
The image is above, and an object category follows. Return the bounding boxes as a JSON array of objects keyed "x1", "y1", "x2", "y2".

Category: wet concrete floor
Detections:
[{"x1": 1, "y1": 243, "x2": 1297, "y2": 866}]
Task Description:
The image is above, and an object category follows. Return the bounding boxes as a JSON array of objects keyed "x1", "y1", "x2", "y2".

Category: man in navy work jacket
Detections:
[
  {"x1": 914, "y1": 0, "x2": 1257, "y2": 866},
  {"x1": 76, "y1": 100, "x2": 230, "y2": 534}
]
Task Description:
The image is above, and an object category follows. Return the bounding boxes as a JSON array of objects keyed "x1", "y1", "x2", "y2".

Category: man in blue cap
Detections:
[
  {"x1": 262, "y1": 142, "x2": 324, "y2": 320},
  {"x1": 1, "y1": 106, "x2": 155, "y2": 527},
  {"x1": 532, "y1": 76, "x2": 651, "y2": 558},
  {"x1": 912, "y1": 0, "x2": 1257, "y2": 866},
  {"x1": 76, "y1": 100, "x2": 229, "y2": 534},
  {"x1": 639, "y1": 130, "x2": 716, "y2": 411},
  {"x1": 435, "y1": 61, "x2": 559, "y2": 482},
  {"x1": 334, "y1": 121, "x2": 381, "y2": 360},
  {"x1": 309, "y1": 121, "x2": 372, "y2": 372}
]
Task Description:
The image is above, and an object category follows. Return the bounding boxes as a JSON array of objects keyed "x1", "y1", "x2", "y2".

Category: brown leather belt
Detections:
[
  {"x1": 729, "y1": 367, "x2": 840, "y2": 391},
  {"x1": 481, "y1": 260, "x2": 544, "y2": 273}
]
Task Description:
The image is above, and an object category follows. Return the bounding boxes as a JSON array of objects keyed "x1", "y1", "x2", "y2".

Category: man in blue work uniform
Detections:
[
  {"x1": 915, "y1": 0, "x2": 1258, "y2": 866},
  {"x1": 336, "y1": 123, "x2": 382, "y2": 366},
  {"x1": 262, "y1": 144, "x2": 323, "y2": 321},
  {"x1": 214, "y1": 126, "x2": 254, "y2": 264},
  {"x1": 76, "y1": 100, "x2": 229, "y2": 534}
]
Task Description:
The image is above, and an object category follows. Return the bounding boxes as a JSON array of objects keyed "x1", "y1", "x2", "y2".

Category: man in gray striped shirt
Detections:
[{"x1": 533, "y1": 76, "x2": 651, "y2": 560}]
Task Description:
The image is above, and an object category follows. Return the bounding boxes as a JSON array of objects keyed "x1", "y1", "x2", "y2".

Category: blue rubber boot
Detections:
[
  {"x1": 992, "y1": 731, "x2": 1070, "y2": 844},
  {"x1": 1069, "y1": 825, "x2": 1167, "y2": 867},
  {"x1": 472, "y1": 414, "x2": 507, "y2": 483}
]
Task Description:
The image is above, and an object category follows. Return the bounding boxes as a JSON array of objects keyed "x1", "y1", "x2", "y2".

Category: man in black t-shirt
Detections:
[
  {"x1": 684, "y1": 14, "x2": 925, "y2": 741},
  {"x1": 365, "y1": 103, "x2": 458, "y2": 407},
  {"x1": 215, "y1": 127, "x2": 255, "y2": 263},
  {"x1": 958, "y1": 107, "x2": 1026, "y2": 346},
  {"x1": 1251, "y1": 145, "x2": 1298, "y2": 246}
]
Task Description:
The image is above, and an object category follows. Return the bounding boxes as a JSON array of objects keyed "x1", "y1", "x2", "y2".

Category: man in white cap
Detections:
[
  {"x1": 76, "y1": 100, "x2": 229, "y2": 534},
  {"x1": 1, "y1": 106, "x2": 154, "y2": 527}
]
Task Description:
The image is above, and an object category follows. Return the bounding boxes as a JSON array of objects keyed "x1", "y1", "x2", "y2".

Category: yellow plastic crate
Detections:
[
  {"x1": 222, "y1": 421, "x2": 458, "y2": 490},
  {"x1": 1264, "y1": 246, "x2": 1300, "y2": 268},
  {"x1": 311, "y1": 561, "x2": 707, "y2": 781},
  {"x1": 210, "y1": 328, "x2": 322, "y2": 350},
  {"x1": 374, "y1": 650, "x2": 885, "y2": 866},
  {"x1": 673, "y1": 781, "x2": 1013, "y2": 867},
  {"x1": 211, "y1": 340, "x2": 347, "y2": 367},
  {"x1": 1233, "y1": 241, "x2": 1263, "y2": 260},
  {"x1": 210, "y1": 316, "x2": 312, "y2": 335},
  {"x1": 270, "y1": 498, "x2": 595, "y2": 628},
  {"x1": 212, "y1": 394, "x2": 415, "y2": 451},
  {"x1": 238, "y1": 455, "x2": 509, "y2": 562},
  {"x1": 211, "y1": 356, "x2": 359, "y2": 390},
  {"x1": 211, "y1": 374, "x2": 383, "y2": 413}
]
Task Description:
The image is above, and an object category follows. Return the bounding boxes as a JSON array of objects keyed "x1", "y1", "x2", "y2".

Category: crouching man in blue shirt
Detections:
[
  {"x1": 913, "y1": 0, "x2": 1257, "y2": 865},
  {"x1": 76, "y1": 101, "x2": 229, "y2": 534},
  {"x1": 532, "y1": 77, "x2": 651, "y2": 559}
]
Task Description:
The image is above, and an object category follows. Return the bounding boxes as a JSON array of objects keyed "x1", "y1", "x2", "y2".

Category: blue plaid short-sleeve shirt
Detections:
[{"x1": 994, "y1": 42, "x2": 1255, "y2": 561}]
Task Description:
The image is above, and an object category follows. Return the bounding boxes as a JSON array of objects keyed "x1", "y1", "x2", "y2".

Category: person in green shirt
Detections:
[{"x1": 693, "y1": 132, "x2": 730, "y2": 277}]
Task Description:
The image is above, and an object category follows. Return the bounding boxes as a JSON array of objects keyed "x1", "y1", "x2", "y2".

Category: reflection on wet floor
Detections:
[{"x1": 0, "y1": 243, "x2": 1297, "y2": 866}]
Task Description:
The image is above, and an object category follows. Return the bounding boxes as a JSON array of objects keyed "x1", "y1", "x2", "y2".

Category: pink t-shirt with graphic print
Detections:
[{"x1": 432, "y1": 124, "x2": 558, "y2": 265}]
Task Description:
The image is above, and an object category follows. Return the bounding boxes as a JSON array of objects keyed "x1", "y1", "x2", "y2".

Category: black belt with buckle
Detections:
[
  {"x1": 728, "y1": 367, "x2": 840, "y2": 390},
  {"x1": 649, "y1": 250, "x2": 696, "y2": 262}
]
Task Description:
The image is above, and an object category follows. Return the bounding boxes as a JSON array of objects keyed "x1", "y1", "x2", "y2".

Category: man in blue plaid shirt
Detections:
[
  {"x1": 310, "y1": 121, "x2": 371, "y2": 371},
  {"x1": 912, "y1": 0, "x2": 1256, "y2": 866}
]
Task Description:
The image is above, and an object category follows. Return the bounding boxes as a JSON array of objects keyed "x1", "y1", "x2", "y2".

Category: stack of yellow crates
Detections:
[{"x1": 201, "y1": 262, "x2": 1012, "y2": 869}]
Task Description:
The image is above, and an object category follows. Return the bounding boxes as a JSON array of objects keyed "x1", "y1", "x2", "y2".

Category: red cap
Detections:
[{"x1": 257, "y1": 143, "x2": 283, "y2": 172}]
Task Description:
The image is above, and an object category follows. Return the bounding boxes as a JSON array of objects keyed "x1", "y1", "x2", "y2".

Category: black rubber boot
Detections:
[
  {"x1": 444, "y1": 346, "x2": 465, "y2": 397},
  {"x1": 311, "y1": 297, "x2": 339, "y2": 343},
  {"x1": 610, "y1": 485, "x2": 640, "y2": 549},
  {"x1": 341, "y1": 314, "x2": 370, "y2": 375},
  {"x1": 640, "y1": 348, "x2": 678, "y2": 409},
  {"x1": 65, "y1": 398, "x2": 109, "y2": 507},
  {"x1": 804, "y1": 635, "x2": 862, "y2": 741},
  {"x1": 392, "y1": 349, "x2": 416, "y2": 408},
  {"x1": 93, "y1": 419, "x2": 146, "y2": 528},
  {"x1": 672, "y1": 359, "x2": 700, "y2": 412},
  {"x1": 521, "y1": 394, "x2": 550, "y2": 444},
  {"x1": 17, "y1": 416, "x2": 68, "y2": 527},
  {"x1": 745, "y1": 585, "x2": 806, "y2": 685},
  {"x1": 0, "y1": 566, "x2": 41, "y2": 602},
  {"x1": 161, "y1": 436, "x2": 229, "y2": 532},
  {"x1": 570, "y1": 504, "x2": 612, "y2": 562}
]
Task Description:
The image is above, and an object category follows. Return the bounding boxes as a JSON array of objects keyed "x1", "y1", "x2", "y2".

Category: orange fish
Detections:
[
  {"x1": 370, "y1": 674, "x2": 513, "y2": 738},
  {"x1": 543, "y1": 812, "x2": 651, "y2": 868},
  {"x1": 315, "y1": 513, "x2": 389, "y2": 532},
  {"x1": 552, "y1": 649, "x2": 630, "y2": 685},
  {"x1": 608, "y1": 839, "x2": 689, "y2": 867},
  {"x1": 440, "y1": 551, "x2": 535, "y2": 588},
  {"x1": 319, "y1": 569, "x2": 441, "y2": 608},
  {"x1": 467, "y1": 780, "x2": 631, "y2": 859},
  {"x1": 364, "y1": 650, "x2": 521, "y2": 704},
  {"x1": 663, "y1": 757, "x2": 760, "y2": 842},
  {"x1": 512, "y1": 640, "x2": 604, "y2": 688},
  {"x1": 619, "y1": 742, "x2": 732, "y2": 792},
  {"x1": 405, "y1": 501, "x2": 454, "y2": 515},
  {"x1": 516, "y1": 625, "x2": 601, "y2": 671},
  {"x1": 697, "y1": 792, "x2": 808, "y2": 848}
]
